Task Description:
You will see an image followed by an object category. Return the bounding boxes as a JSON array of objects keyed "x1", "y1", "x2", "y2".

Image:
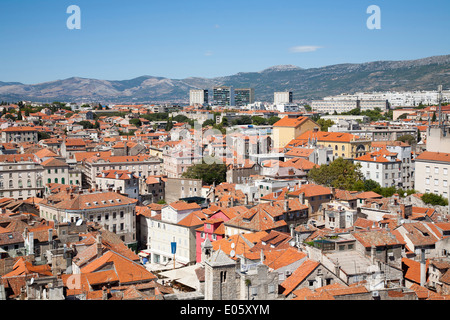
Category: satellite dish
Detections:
[
  {"x1": 30, "y1": 278, "x2": 34, "y2": 285},
  {"x1": 230, "y1": 250, "x2": 235, "y2": 258},
  {"x1": 76, "y1": 219, "x2": 83, "y2": 226}
]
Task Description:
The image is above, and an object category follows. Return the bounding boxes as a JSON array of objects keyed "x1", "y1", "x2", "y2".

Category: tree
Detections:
[
  {"x1": 38, "y1": 131, "x2": 51, "y2": 141},
  {"x1": 129, "y1": 118, "x2": 142, "y2": 127},
  {"x1": 173, "y1": 115, "x2": 190, "y2": 123},
  {"x1": 268, "y1": 116, "x2": 281, "y2": 125},
  {"x1": 421, "y1": 193, "x2": 448, "y2": 206},
  {"x1": 363, "y1": 179, "x2": 381, "y2": 192},
  {"x1": 396, "y1": 134, "x2": 416, "y2": 145},
  {"x1": 221, "y1": 117, "x2": 228, "y2": 127},
  {"x1": 232, "y1": 115, "x2": 252, "y2": 126},
  {"x1": 182, "y1": 162, "x2": 227, "y2": 185},
  {"x1": 251, "y1": 116, "x2": 268, "y2": 126},
  {"x1": 307, "y1": 157, "x2": 363, "y2": 190},
  {"x1": 202, "y1": 119, "x2": 216, "y2": 127},
  {"x1": 165, "y1": 117, "x2": 174, "y2": 131},
  {"x1": 316, "y1": 118, "x2": 334, "y2": 132},
  {"x1": 78, "y1": 120, "x2": 95, "y2": 129}
]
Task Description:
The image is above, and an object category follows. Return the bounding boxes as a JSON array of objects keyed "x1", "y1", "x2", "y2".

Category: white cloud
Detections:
[
  {"x1": 289, "y1": 45, "x2": 323, "y2": 53},
  {"x1": 204, "y1": 51, "x2": 213, "y2": 56}
]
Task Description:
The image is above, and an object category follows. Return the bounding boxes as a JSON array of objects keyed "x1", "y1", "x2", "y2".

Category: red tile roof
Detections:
[
  {"x1": 273, "y1": 116, "x2": 312, "y2": 128},
  {"x1": 40, "y1": 191, "x2": 137, "y2": 210},
  {"x1": 415, "y1": 151, "x2": 450, "y2": 163},
  {"x1": 80, "y1": 251, "x2": 156, "y2": 284},
  {"x1": 169, "y1": 201, "x2": 201, "y2": 211},
  {"x1": 352, "y1": 229, "x2": 404, "y2": 248},
  {"x1": 281, "y1": 259, "x2": 320, "y2": 296},
  {"x1": 289, "y1": 183, "x2": 332, "y2": 198}
]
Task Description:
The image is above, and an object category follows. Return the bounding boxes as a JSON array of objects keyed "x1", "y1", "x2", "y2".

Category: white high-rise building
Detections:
[
  {"x1": 274, "y1": 91, "x2": 293, "y2": 105},
  {"x1": 189, "y1": 89, "x2": 209, "y2": 106}
]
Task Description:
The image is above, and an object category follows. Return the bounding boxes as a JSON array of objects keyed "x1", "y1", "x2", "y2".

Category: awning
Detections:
[{"x1": 138, "y1": 251, "x2": 150, "y2": 257}]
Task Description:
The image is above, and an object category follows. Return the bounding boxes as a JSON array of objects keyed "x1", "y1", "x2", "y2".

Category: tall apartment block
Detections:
[
  {"x1": 274, "y1": 91, "x2": 293, "y2": 105},
  {"x1": 213, "y1": 86, "x2": 235, "y2": 106},
  {"x1": 189, "y1": 89, "x2": 209, "y2": 106},
  {"x1": 234, "y1": 88, "x2": 255, "y2": 107}
]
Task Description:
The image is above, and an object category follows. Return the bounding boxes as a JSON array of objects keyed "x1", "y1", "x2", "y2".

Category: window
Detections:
[
  {"x1": 426, "y1": 178, "x2": 430, "y2": 185},
  {"x1": 426, "y1": 166, "x2": 430, "y2": 173},
  {"x1": 434, "y1": 179, "x2": 439, "y2": 186},
  {"x1": 444, "y1": 168, "x2": 448, "y2": 176},
  {"x1": 435, "y1": 167, "x2": 439, "y2": 174}
]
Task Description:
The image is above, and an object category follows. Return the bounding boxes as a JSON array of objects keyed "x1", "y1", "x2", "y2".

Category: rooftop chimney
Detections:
[
  {"x1": 284, "y1": 200, "x2": 289, "y2": 212},
  {"x1": 298, "y1": 192, "x2": 305, "y2": 205},
  {"x1": 97, "y1": 233, "x2": 102, "y2": 259},
  {"x1": 48, "y1": 228, "x2": 53, "y2": 245},
  {"x1": 420, "y1": 248, "x2": 426, "y2": 287},
  {"x1": 371, "y1": 245, "x2": 376, "y2": 264}
]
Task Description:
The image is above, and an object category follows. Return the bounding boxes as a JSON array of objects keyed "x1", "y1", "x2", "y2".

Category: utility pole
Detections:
[{"x1": 438, "y1": 85, "x2": 443, "y2": 128}]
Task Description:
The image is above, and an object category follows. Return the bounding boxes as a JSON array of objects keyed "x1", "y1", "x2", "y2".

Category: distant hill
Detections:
[{"x1": 0, "y1": 54, "x2": 449, "y2": 104}]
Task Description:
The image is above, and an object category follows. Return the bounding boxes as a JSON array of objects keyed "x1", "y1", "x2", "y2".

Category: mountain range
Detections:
[{"x1": 1, "y1": 54, "x2": 449, "y2": 104}]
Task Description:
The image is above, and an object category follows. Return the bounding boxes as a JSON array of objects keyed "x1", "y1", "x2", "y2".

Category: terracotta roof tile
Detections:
[{"x1": 281, "y1": 259, "x2": 320, "y2": 296}]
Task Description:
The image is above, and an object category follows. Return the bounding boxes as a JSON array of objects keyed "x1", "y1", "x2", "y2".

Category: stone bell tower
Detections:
[{"x1": 204, "y1": 249, "x2": 238, "y2": 300}]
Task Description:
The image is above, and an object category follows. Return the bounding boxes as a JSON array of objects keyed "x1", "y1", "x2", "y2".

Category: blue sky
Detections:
[{"x1": 0, "y1": 0, "x2": 449, "y2": 84}]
